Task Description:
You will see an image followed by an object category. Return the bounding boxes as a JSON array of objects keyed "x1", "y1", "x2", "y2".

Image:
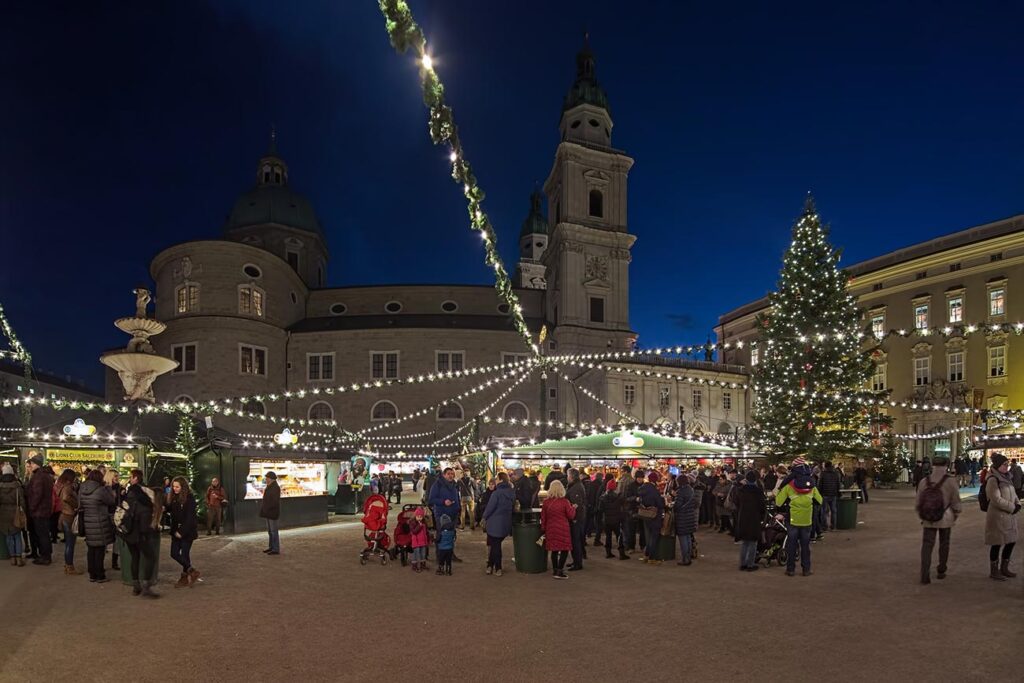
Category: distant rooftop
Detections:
[{"x1": 0, "y1": 359, "x2": 103, "y2": 398}]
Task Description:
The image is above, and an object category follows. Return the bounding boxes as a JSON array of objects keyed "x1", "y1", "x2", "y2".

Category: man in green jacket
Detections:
[{"x1": 776, "y1": 474, "x2": 823, "y2": 577}]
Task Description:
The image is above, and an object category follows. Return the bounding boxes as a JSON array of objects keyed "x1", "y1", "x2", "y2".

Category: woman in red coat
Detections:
[{"x1": 541, "y1": 479, "x2": 576, "y2": 580}]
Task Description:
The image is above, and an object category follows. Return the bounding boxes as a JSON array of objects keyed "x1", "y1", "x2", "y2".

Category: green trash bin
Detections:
[
  {"x1": 118, "y1": 534, "x2": 162, "y2": 585},
  {"x1": 836, "y1": 497, "x2": 858, "y2": 530},
  {"x1": 511, "y1": 510, "x2": 548, "y2": 574},
  {"x1": 655, "y1": 533, "x2": 676, "y2": 561},
  {"x1": 0, "y1": 537, "x2": 8, "y2": 560}
]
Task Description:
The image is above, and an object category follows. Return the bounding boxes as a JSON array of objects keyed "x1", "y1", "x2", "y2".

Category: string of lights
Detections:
[
  {"x1": 0, "y1": 301, "x2": 32, "y2": 364},
  {"x1": 561, "y1": 358, "x2": 750, "y2": 389}
]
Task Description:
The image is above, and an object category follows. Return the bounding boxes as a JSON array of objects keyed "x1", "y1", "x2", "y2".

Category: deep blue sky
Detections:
[{"x1": 2, "y1": 1, "x2": 1022, "y2": 390}]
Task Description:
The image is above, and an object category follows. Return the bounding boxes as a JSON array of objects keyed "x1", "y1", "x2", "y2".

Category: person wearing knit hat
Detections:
[
  {"x1": 27, "y1": 454, "x2": 43, "y2": 468},
  {"x1": 598, "y1": 476, "x2": 627, "y2": 559},
  {"x1": 637, "y1": 470, "x2": 666, "y2": 565},
  {"x1": 984, "y1": 452, "x2": 1019, "y2": 581}
]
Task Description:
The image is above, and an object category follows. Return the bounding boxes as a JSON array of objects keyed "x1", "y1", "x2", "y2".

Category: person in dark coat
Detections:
[
  {"x1": 673, "y1": 475, "x2": 699, "y2": 565},
  {"x1": 0, "y1": 464, "x2": 27, "y2": 566},
  {"x1": 734, "y1": 471, "x2": 767, "y2": 571},
  {"x1": 816, "y1": 462, "x2": 842, "y2": 531},
  {"x1": 78, "y1": 469, "x2": 115, "y2": 582},
  {"x1": 25, "y1": 455, "x2": 54, "y2": 565},
  {"x1": 598, "y1": 478, "x2": 627, "y2": 559},
  {"x1": 588, "y1": 472, "x2": 604, "y2": 544},
  {"x1": 638, "y1": 471, "x2": 665, "y2": 564},
  {"x1": 481, "y1": 472, "x2": 516, "y2": 575},
  {"x1": 123, "y1": 469, "x2": 159, "y2": 598},
  {"x1": 617, "y1": 465, "x2": 640, "y2": 554},
  {"x1": 540, "y1": 480, "x2": 575, "y2": 579},
  {"x1": 512, "y1": 468, "x2": 538, "y2": 510},
  {"x1": 427, "y1": 468, "x2": 462, "y2": 562},
  {"x1": 565, "y1": 468, "x2": 588, "y2": 570},
  {"x1": 259, "y1": 471, "x2": 281, "y2": 555},
  {"x1": 544, "y1": 465, "x2": 567, "y2": 491},
  {"x1": 168, "y1": 476, "x2": 200, "y2": 587}
]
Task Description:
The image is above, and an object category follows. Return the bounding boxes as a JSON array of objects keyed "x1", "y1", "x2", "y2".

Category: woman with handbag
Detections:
[
  {"x1": 0, "y1": 463, "x2": 28, "y2": 566},
  {"x1": 55, "y1": 469, "x2": 82, "y2": 575},
  {"x1": 79, "y1": 468, "x2": 116, "y2": 582},
  {"x1": 637, "y1": 471, "x2": 665, "y2": 565}
]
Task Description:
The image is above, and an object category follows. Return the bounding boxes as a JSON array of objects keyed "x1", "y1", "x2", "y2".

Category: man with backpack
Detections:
[{"x1": 915, "y1": 453, "x2": 961, "y2": 585}]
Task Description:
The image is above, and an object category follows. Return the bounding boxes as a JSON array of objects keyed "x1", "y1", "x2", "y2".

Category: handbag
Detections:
[
  {"x1": 535, "y1": 533, "x2": 546, "y2": 547},
  {"x1": 13, "y1": 488, "x2": 27, "y2": 530},
  {"x1": 72, "y1": 505, "x2": 85, "y2": 537},
  {"x1": 638, "y1": 505, "x2": 658, "y2": 520}
]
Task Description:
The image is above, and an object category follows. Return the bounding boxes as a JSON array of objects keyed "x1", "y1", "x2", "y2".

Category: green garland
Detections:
[
  {"x1": 0, "y1": 300, "x2": 31, "y2": 365},
  {"x1": 378, "y1": 0, "x2": 539, "y2": 356}
]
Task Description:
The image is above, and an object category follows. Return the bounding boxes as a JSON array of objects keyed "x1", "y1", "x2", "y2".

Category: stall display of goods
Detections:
[{"x1": 245, "y1": 460, "x2": 327, "y2": 499}]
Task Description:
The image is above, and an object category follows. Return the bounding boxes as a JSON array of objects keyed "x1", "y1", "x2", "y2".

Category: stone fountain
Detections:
[{"x1": 100, "y1": 288, "x2": 178, "y2": 402}]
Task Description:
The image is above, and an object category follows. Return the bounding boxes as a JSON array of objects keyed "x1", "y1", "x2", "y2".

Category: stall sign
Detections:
[
  {"x1": 612, "y1": 432, "x2": 644, "y2": 448},
  {"x1": 62, "y1": 419, "x2": 97, "y2": 437},
  {"x1": 273, "y1": 428, "x2": 298, "y2": 446},
  {"x1": 46, "y1": 449, "x2": 116, "y2": 463}
]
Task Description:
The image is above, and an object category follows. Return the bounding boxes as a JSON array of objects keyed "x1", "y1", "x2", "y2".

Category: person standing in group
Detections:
[
  {"x1": 259, "y1": 471, "x2": 281, "y2": 555},
  {"x1": 541, "y1": 479, "x2": 575, "y2": 579},
  {"x1": 78, "y1": 469, "x2": 115, "y2": 583},
  {"x1": 435, "y1": 514, "x2": 456, "y2": 576},
  {"x1": 411, "y1": 468, "x2": 421, "y2": 494},
  {"x1": 775, "y1": 473, "x2": 823, "y2": 577},
  {"x1": 0, "y1": 464, "x2": 27, "y2": 566},
  {"x1": 915, "y1": 454, "x2": 961, "y2": 584},
  {"x1": 427, "y1": 467, "x2": 462, "y2": 562},
  {"x1": 481, "y1": 471, "x2": 515, "y2": 576},
  {"x1": 817, "y1": 462, "x2": 842, "y2": 532},
  {"x1": 637, "y1": 471, "x2": 665, "y2": 565},
  {"x1": 24, "y1": 455, "x2": 54, "y2": 566},
  {"x1": 123, "y1": 469, "x2": 159, "y2": 598},
  {"x1": 565, "y1": 468, "x2": 588, "y2": 571},
  {"x1": 544, "y1": 464, "x2": 567, "y2": 491},
  {"x1": 673, "y1": 474, "x2": 699, "y2": 566},
  {"x1": 714, "y1": 474, "x2": 734, "y2": 536},
  {"x1": 167, "y1": 476, "x2": 201, "y2": 587},
  {"x1": 512, "y1": 468, "x2": 538, "y2": 511},
  {"x1": 55, "y1": 469, "x2": 81, "y2": 575},
  {"x1": 599, "y1": 478, "x2": 626, "y2": 560},
  {"x1": 1010, "y1": 459, "x2": 1023, "y2": 498},
  {"x1": 734, "y1": 471, "x2": 766, "y2": 571},
  {"x1": 456, "y1": 470, "x2": 477, "y2": 530},
  {"x1": 853, "y1": 462, "x2": 870, "y2": 502},
  {"x1": 984, "y1": 454, "x2": 1020, "y2": 581},
  {"x1": 205, "y1": 477, "x2": 229, "y2": 536},
  {"x1": 588, "y1": 471, "x2": 604, "y2": 544},
  {"x1": 617, "y1": 464, "x2": 638, "y2": 555},
  {"x1": 104, "y1": 470, "x2": 123, "y2": 570},
  {"x1": 408, "y1": 507, "x2": 430, "y2": 573}
]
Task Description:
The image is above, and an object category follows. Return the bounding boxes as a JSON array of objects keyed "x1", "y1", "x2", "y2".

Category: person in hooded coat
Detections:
[
  {"x1": 0, "y1": 464, "x2": 27, "y2": 566},
  {"x1": 673, "y1": 474, "x2": 699, "y2": 565},
  {"x1": 123, "y1": 469, "x2": 160, "y2": 597},
  {"x1": 565, "y1": 468, "x2": 588, "y2": 570},
  {"x1": 598, "y1": 478, "x2": 627, "y2": 560},
  {"x1": 541, "y1": 480, "x2": 575, "y2": 579},
  {"x1": 985, "y1": 453, "x2": 1020, "y2": 581},
  {"x1": 481, "y1": 472, "x2": 515, "y2": 575},
  {"x1": 734, "y1": 470, "x2": 767, "y2": 571},
  {"x1": 638, "y1": 471, "x2": 665, "y2": 565},
  {"x1": 78, "y1": 469, "x2": 115, "y2": 582}
]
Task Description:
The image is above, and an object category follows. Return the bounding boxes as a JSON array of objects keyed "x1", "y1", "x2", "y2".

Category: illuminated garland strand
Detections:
[
  {"x1": 0, "y1": 301, "x2": 31, "y2": 364},
  {"x1": 560, "y1": 372, "x2": 636, "y2": 423},
  {"x1": 430, "y1": 369, "x2": 534, "y2": 447},
  {"x1": 378, "y1": 0, "x2": 538, "y2": 356},
  {"x1": 563, "y1": 359, "x2": 750, "y2": 389}
]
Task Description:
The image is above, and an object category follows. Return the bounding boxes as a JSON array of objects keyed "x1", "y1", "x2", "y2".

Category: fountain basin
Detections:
[{"x1": 114, "y1": 316, "x2": 167, "y2": 337}]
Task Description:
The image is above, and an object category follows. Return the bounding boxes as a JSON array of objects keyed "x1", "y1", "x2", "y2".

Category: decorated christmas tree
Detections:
[
  {"x1": 748, "y1": 196, "x2": 876, "y2": 462},
  {"x1": 875, "y1": 430, "x2": 909, "y2": 484}
]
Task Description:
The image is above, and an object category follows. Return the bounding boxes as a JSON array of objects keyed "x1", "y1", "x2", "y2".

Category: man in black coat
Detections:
[
  {"x1": 565, "y1": 468, "x2": 588, "y2": 570},
  {"x1": 734, "y1": 471, "x2": 767, "y2": 571},
  {"x1": 511, "y1": 468, "x2": 538, "y2": 510},
  {"x1": 817, "y1": 462, "x2": 842, "y2": 531}
]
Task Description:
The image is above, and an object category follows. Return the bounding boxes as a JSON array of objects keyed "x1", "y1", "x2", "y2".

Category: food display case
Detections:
[{"x1": 245, "y1": 460, "x2": 327, "y2": 499}]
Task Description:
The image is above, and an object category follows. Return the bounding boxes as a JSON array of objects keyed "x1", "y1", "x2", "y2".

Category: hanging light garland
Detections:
[{"x1": 0, "y1": 301, "x2": 31, "y2": 365}]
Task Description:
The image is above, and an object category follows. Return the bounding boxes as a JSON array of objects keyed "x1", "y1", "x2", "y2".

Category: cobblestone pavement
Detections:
[{"x1": 0, "y1": 489, "x2": 1020, "y2": 682}]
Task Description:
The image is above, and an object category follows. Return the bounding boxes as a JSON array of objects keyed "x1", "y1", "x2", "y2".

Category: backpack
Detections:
[
  {"x1": 917, "y1": 475, "x2": 949, "y2": 523},
  {"x1": 978, "y1": 478, "x2": 990, "y2": 512},
  {"x1": 113, "y1": 499, "x2": 133, "y2": 536}
]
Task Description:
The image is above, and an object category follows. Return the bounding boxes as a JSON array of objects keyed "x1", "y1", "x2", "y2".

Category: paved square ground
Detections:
[{"x1": 0, "y1": 489, "x2": 1020, "y2": 682}]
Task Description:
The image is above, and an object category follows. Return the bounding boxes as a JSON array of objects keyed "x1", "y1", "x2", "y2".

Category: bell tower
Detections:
[
  {"x1": 515, "y1": 190, "x2": 549, "y2": 289},
  {"x1": 543, "y1": 37, "x2": 636, "y2": 353}
]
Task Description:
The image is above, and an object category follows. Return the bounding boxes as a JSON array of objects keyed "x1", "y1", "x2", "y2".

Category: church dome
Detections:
[{"x1": 520, "y1": 190, "x2": 549, "y2": 237}]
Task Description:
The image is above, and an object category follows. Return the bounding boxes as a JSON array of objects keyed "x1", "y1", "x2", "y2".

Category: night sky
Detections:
[{"x1": 2, "y1": 1, "x2": 1022, "y2": 391}]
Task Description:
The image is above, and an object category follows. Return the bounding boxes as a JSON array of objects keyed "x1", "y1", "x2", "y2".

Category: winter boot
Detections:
[
  {"x1": 989, "y1": 562, "x2": 1006, "y2": 581},
  {"x1": 65, "y1": 564, "x2": 82, "y2": 575},
  {"x1": 1000, "y1": 560, "x2": 1017, "y2": 578},
  {"x1": 605, "y1": 547, "x2": 614, "y2": 559},
  {"x1": 175, "y1": 572, "x2": 190, "y2": 588},
  {"x1": 618, "y1": 548, "x2": 629, "y2": 560},
  {"x1": 132, "y1": 581, "x2": 143, "y2": 596},
  {"x1": 16, "y1": 556, "x2": 25, "y2": 567},
  {"x1": 187, "y1": 568, "x2": 202, "y2": 586},
  {"x1": 141, "y1": 581, "x2": 160, "y2": 599}
]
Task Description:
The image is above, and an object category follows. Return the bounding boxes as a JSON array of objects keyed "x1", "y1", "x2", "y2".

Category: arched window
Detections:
[
  {"x1": 308, "y1": 402, "x2": 333, "y2": 421},
  {"x1": 436, "y1": 401, "x2": 463, "y2": 421},
  {"x1": 371, "y1": 400, "x2": 397, "y2": 421},
  {"x1": 242, "y1": 399, "x2": 265, "y2": 416},
  {"x1": 588, "y1": 189, "x2": 603, "y2": 218},
  {"x1": 502, "y1": 401, "x2": 529, "y2": 423},
  {"x1": 173, "y1": 395, "x2": 194, "y2": 405},
  {"x1": 718, "y1": 421, "x2": 733, "y2": 436}
]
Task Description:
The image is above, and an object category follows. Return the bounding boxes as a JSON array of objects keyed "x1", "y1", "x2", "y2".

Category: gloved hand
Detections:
[{"x1": 1013, "y1": 503, "x2": 1021, "y2": 515}]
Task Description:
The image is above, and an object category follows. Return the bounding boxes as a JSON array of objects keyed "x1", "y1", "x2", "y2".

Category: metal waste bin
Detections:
[
  {"x1": 655, "y1": 533, "x2": 676, "y2": 561},
  {"x1": 118, "y1": 534, "x2": 161, "y2": 585},
  {"x1": 511, "y1": 510, "x2": 548, "y2": 573},
  {"x1": 836, "y1": 497, "x2": 858, "y2": 530}
]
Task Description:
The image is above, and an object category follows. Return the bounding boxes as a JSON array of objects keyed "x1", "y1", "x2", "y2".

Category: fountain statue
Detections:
[{"x1": 100, "y1": 288, "x2": 178, "y2": 402}]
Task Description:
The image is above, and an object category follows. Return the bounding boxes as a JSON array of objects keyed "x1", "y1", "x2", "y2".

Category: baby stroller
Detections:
[
  {"x1": 756, "y1": 512, "x2": 789, "y2": 567},
  {"x1": 359, "y1": 494, "x2": 391, "y2": 566},
  {"x1": 390, "y1": 504, "x2": 417, "y2": 566}
]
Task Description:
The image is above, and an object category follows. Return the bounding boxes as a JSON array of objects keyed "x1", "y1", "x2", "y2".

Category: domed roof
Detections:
[
  {"x1": 562, "y1": 37, "x2": 609, "y2": 114},
  {"x1": 225, "y1": 183, "x2": 324, "y2": 237},
  {"x1": 520, "y1": 191, "x2": 549, "y2": 237}
]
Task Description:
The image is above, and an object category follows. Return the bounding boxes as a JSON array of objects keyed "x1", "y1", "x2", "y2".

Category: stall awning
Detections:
[{"x1": 489, "y1": 429, "x2": 763, "y2": 460}]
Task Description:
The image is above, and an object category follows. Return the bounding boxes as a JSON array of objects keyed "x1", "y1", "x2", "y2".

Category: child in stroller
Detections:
[
  {"x1": 359, "y1": 494, "x2": 391, "y2": 566},
  {"x1": 756, "y1": 510, "x2": 789, "y2": 567}
]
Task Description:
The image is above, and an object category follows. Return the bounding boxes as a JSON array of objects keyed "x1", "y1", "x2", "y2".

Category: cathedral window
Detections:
[
  {"x1": 588, "y1": 189, "x2": 603, "y2": 218},
  {"x1": 502, "y1": 401, "x2": 529, "y2": 422},
  {"x1": 371, "y1": 400, "x2": 397, "y2": 421},
  {"x1": 436, "y1": 351, "x2": 464, "y2": 373},
  {"x1": 286, "y1": 250, "x2": 300, "y2": 273},
  {"x1": 239, "y1": 285, "x2": 265, "y2": 317},
  {"x1": 308, "y1": 402, "x2": 333, "y2": 421},
  {"x1": 175, "y1": 284, "x2": 199, "y2": 314},
  {"x1": 171, "y1": 343, "x2": 197, "y2": 374},
  {"x1": 437, "y1": 401, "x2": 463, "y2": 421},
  {"x1": 370, "y1": 351, "x2": 399, "y2": 380},
  {"x1": 307, "y1": 353, "x2": 335, "y2": 381},
  {"x1": 240, "y1": 345, "x2": 267, "y2": 377}
]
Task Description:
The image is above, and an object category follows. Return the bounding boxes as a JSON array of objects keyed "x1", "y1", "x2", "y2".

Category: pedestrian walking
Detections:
[
  {"x1": 55, "y1": 469, "x2": 81, "y2": 575},
  {"x1": 734, "y1": 470, "x2": 766, "y2": 571},
  {"x1": 481, "y1": 471, "x2": 515, "y2": 576},
  {"x1": 205, "y1": 477, "x2": 228, "y2": 535},
  {"x1": 435, "y1": 514, "x2": 456, "y2": 576},
  {"x1": 123, "y1": 469, "x2": 160, "y2": 598},
  {"x1": 259, "y1": 471, "x2": 281, "y2": 555},
  {"x1": 78, "y1": 469, "x2": 115, "y2": 582},
  {"x1": 167, "y1": 476, "x2": 200, "y2": 587},
  {"x1": 775, "y1": 473, "x2": 822, "y2": 577},
  {"x1": 0, "y1": 464, "x2": 27, "y2": 566},
  {"x1": 915, "y1": 454, "x2": 961, "y2": 584},
  {"x1": 541, "y1": 479, "x2": 575, "y2": 579},
  {"x1": 984, "y1": 454, "x2": 1019, "y2": 581}
]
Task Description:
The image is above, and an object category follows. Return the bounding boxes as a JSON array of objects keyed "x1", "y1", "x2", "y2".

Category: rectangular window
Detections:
[
  {"x1": 914, "y1": 304, "x2": 929, "y2": 330},
  {"x1": 722, "y1": 391, "x2": 732, "y2": 411},
  {"x1": 870, "y1": 313, "x2": 885, "y2": 338},
  {"x1": 750, "y1": 347, "x2": 759, "y2": 366},
  {"x1": 947, "y1": 296, "x2": 963, "y2": 324},
  {"x1": 589, "y1": 296, "x2": 605, "y2": 323},
  {"x1": 949, "y1": 263, "x2": 961, "y2": 272},
  {"x1": 286, "y1": 250, "x2": 300, "y2": 273},
  {"x1": 240, "y1": 345, "x2": 267, "y2": 376},
  {"x1": 239, "y1": 286, "x2": 264, "y2": 317},
  {"x1": 307, "y1": 353, "x2": 334, "y2": 381},
  {"x1": 371, "y1": 351, "x2": 399, "y2": 380},
  {"x1": 947, "y1": 352, "x2": 964, "y2": 382},
  {"x1": 872, "y1": 363, "x2": 886, "y2": 391},
  {"x1": 916, "y1": 271, "x2": 927, "y2": 280},
  {"x1": 176, "y1": 285, "x2": 199, "y2": 314},
  {"x1": 548, "y1": 387, "x2": 557, "y2": 399},
  {"x1": 659, "y1": 386, "x2": 670, "y2": 409},
  {"x1": 692, "y1": 388, "x2": 703, "y2": 411},
  {"x1": 914, "y1": 357, "x2": 930, "y2": 386},
  {"x1": 436, "y1": 351, "x2": 465, "y2": 373},
  {"x1": 991, "y1": 253, "x2": 1003, "y2": 262},
  {"x1": 990, "y1": 288, "x2": 1006, "y2": 316},
  {"x1": 171, "y1": 343, "x2": 197, "y2": 374},
  {"x1": 989, "y1": 346, "x2": 1006, "y2": 377},
  {"x1": 548, "y1": 410, "x2": 557, "y2": 421},
  {"x1": 623, "y1": 383, "x2": 636, "y2": 406},
  {"x1": 502, "y1": 353, "x2": 530, "y2": 366},
  {"x1": 872, "y1": 283, "x2": 884, "y2": 291}
]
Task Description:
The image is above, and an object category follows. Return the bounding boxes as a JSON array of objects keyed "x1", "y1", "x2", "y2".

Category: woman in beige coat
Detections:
[{"x1": 985, "y1": 453, "x2": 1020, "y2": 581}]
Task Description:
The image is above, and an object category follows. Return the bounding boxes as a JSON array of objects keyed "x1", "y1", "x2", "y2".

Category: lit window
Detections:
[
  {"x1": 722, "y1": 391, "x2": 732, "y2": 411},
  {"x1": 989, "y1": 346, "x2": 1006, "y2": 377},
  {"x1": 175, "y1": 284, "x2": 199, "y2": 314},
  {"x1": 307, "y1": 353, "x2": 334, "y2": 381},
  {"x1": 914, "y1": 357, "x2": 930, "y2": 386},
  {"x1": 171, "y1": 343, "x2": 197, "y2": 374},
  {"x1": 371, "y1": 351, "x2": 399, "y2": 380},
  {"x1": 990, "y1": 288, "x2": 1006, "y2": 316},
  {"x1": 371, "y1": 401, "x2": 397, "y2": 421},
  {"x1": 947, "y1": 297, "x2": 962, "y2": 324},
  {"x1": 240, "y1": 345, "x2": 267, "y2": 376},
  {"x1": 692, "y1": 388, "x2": 703, "y2": 411},
  {"x1": 871, "y1": 313, "x2": 885, "y2": 338},
  {"x1": 914, "y1": 304, "x2": 929, "y2": 330},
  {"x1": 623, "y1": 383, "x2": 636, "y2": 406},
  {"x1": 239, "y1": 285, "x2": 265, "y2": 317},
  {"x1": 308, "y1": 402, "x2": 333, "y2": 421},
  {"x1": 871, "y1": 363, "x2": 886, "y2": 391},
  {"x1": 502, "y1": 402, "x2": 529, "y2": 422},
  {"x1": 750, "y1": 347, "x2": 759, "y2": 366},
  {"x1": 947, "y1": 352, "x2": 963, "y2": 382},
  {"x1": 436, "y1": 351, "x2": 465, "y2": 373}
]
